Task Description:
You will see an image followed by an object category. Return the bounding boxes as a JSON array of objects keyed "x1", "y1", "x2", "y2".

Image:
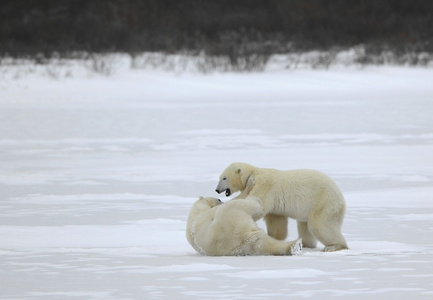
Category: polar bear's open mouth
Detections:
[{"x1": 225, "y1": 189, "x2": 231, "y2": 197}]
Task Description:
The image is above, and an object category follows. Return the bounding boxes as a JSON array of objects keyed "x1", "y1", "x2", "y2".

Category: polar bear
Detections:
[
  {"x1": 186, "y1": 196, "x2": 302, "y2": 256},
  {"x1": 216, "y1": 162, "x2": 349, "y2": 252}
]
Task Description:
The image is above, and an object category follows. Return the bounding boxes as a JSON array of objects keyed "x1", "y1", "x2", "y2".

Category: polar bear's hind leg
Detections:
[
  {"x1": 308, "y1": 206, "x2": 349, "y2": 252},
  {"x1": 248, "y1": 230, "x2": 302, "y2": 255}
]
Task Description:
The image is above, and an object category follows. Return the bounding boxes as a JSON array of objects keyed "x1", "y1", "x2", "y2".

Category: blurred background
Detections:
[{"x1": 1, "y1": 0, "x2": 432, "y2": 66}]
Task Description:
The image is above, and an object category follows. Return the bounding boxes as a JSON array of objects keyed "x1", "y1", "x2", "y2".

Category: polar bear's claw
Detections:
[{"x1": 290, "y1": 238, "x2": 303, "y2": 255}]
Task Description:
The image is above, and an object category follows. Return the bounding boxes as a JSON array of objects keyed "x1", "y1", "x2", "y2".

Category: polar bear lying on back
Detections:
[
  {"x1": 186, "y1": 196, "x2": 302, "y2": 256},
  {"x1": 216, "y1": 162, "x2": 349, "y2": 252}
]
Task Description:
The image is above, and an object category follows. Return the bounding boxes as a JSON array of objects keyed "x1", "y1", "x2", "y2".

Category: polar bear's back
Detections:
[{"x1": 253, "y1": 168, "x2": 345, "y2": 220}]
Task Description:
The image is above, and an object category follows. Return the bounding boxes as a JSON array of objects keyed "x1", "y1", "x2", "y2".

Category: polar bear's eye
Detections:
[{"x1": 222, "y1": 177, "x2": 227, "y2": 181}]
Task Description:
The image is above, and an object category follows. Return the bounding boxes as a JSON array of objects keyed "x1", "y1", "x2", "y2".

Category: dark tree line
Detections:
[{"x1": 1, "y1": 0, "x2": 432, "y2": 57}]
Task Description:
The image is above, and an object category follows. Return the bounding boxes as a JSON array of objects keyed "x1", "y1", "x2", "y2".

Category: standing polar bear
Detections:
[
  {"x1": 186, "y1": 196, "x2": 302, "y2": 256},
  {"x1": 216, "y1": 162, "x2": 349, "y2": 252}
]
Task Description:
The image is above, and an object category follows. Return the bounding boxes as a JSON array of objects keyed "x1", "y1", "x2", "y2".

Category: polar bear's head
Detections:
[
  {"x1": 191, "y1": 196, "x2": 223, "y2": 213},
  {"x1": 199, "y1": 196, "x2": 223, "y2": 207},
  {"x1": 188, "y1": 197, "x2": 223, "y2": 220},
  {"x1": 215, "y1": 162, "x2": 253, "y2": 197}
]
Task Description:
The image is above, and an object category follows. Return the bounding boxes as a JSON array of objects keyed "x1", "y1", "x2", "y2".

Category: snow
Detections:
[{"x1": 1, "y1": 58, "x2": 433, "y2": 299}]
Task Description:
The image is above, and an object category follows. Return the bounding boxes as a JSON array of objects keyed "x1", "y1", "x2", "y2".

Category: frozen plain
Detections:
[{"x1": 1, "y1": 60, "x2": 433, "y2": 299}]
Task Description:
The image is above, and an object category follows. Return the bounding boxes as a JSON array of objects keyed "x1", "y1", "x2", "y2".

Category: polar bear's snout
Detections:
[
  {"x1": 215, "y1": 187, "x2": 231, "y2": 197},
  {"x1": 220, "y1": 188, "x2": 231, "y2": 197},
  {"x1": 216, "y1": 178, "x2": 231, "y2": 197}
]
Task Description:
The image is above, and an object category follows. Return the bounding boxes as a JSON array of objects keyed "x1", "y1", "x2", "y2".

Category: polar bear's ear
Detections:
[
  {"x1": 236, "y1": 168, "x2": 242, "y2": 174},
  {"x1": 199, "y1": 196, "x2": 204, "y2": 200}
]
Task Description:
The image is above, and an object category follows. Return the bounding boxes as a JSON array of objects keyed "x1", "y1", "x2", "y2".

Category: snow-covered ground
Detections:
[{"x1": 1, "y1": 59, "x2": 433, "y2": 299}]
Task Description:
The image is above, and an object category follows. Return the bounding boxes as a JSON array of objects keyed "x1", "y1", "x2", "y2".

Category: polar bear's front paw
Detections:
[{"x1": 289, "y1": 238, "x2": 303, "y2": 255}]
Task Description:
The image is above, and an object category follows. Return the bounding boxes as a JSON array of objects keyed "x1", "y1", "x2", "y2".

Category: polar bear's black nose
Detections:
[{"x1": 215, "y1": 189, "x2": 221, "y2": 194}]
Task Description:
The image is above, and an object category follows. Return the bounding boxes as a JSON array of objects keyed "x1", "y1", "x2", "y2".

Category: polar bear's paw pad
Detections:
[{"x1": 289, "y1": 238, "x2": 303, "y2": 255}]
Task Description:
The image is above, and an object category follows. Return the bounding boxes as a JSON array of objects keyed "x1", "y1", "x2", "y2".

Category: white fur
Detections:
[
  {"x1": 186, "y1": 196, "x2": 302, "y2": 256},
  {"x1": 216, "y1": 162, "x2": 349, "y2": 252}
]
